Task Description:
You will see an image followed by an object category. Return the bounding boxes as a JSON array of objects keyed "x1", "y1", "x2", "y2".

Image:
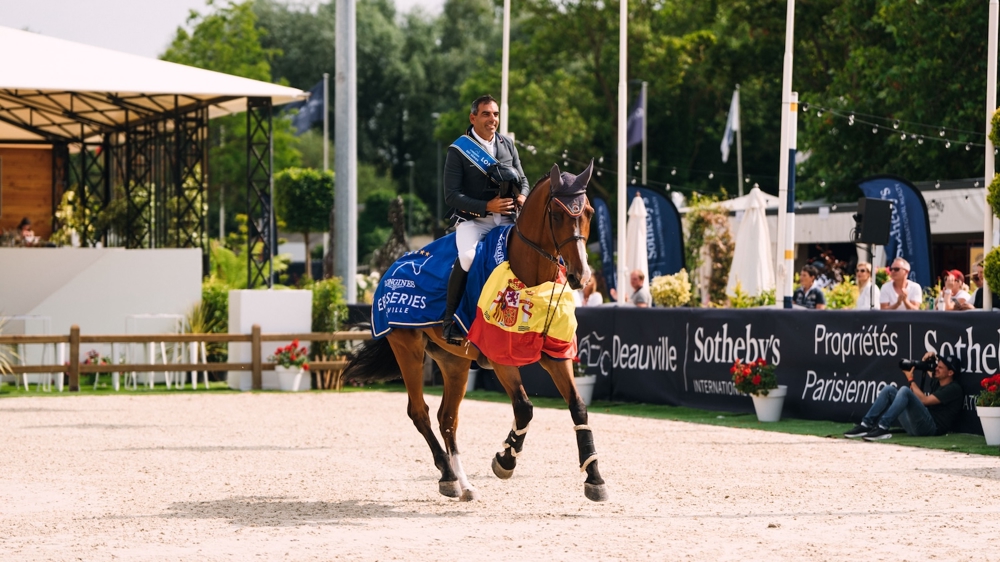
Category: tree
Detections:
[
  {"x1": 275, "y1": 168, "x2": 335, "y2": 278},
  {"x1": 161, "y1": 0, "x2": 301, "y2": 240}
]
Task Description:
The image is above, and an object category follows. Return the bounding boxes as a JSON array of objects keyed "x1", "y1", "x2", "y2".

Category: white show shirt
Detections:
[
  {"x1": 855, "y1": 281, "x2": 880, "y2": 310},
  {"x1": 471, "y1": 129, "x2": 497, "y2": 157}
]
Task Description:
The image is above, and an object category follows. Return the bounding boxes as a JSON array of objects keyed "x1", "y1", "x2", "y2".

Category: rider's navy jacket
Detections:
[{"x1": 444, "y1": 125, "x2": 530, "y2": 221}]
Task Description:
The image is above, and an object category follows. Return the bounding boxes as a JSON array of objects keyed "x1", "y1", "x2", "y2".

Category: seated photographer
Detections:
[{"x1": 844, "y1": 352, "x2": 963, "y2": 441}]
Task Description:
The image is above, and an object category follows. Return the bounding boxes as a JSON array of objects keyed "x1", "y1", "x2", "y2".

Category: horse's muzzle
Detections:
[{"x1": 566, "y1": 273, "x2": 583, "y2": 290}]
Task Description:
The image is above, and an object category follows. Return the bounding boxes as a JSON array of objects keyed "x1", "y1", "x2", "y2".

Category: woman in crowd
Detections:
[{"x1": 936, "y1": 270, "x2": 971, "y2": 311}]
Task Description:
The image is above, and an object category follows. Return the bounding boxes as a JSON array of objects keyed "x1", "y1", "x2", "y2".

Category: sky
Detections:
[{"x1": 0, "y1": 0, "x2": 444, "y2": 59}]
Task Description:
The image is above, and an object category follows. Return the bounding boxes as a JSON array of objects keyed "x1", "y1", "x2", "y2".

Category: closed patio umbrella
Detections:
[
  {"x1": 725, "y1": 186, "x2": 775, "y2": 297},
  {"x1": 625, "y1": 192, "x2": 649, "y2": 289}
]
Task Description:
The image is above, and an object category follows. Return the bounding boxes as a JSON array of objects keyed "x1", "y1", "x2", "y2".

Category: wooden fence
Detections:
[{"x1": 0, "y1": 324, "x2": 370, "y2": 391}]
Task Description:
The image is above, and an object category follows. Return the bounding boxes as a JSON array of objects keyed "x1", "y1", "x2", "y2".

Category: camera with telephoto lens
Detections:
[{"x1": 899, "y1": 356, "x2": 937, "y2": 371}]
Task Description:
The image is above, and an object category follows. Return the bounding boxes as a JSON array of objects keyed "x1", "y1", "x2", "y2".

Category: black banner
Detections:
[{"x1": 519, "y1": 307, "x2": 991, "y2": 435}]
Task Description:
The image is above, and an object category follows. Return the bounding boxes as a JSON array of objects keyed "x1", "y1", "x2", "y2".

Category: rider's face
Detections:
[{"x1": 470, "y1": 101, "x2": 499, "y2": 141}]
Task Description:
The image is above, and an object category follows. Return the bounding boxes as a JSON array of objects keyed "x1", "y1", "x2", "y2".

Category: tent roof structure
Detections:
[{"x1": 0, "y1": 26, "x2": 306, "y2": 143}]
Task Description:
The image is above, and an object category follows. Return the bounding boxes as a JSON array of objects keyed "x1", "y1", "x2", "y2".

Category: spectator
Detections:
[
  {"x1": 793, "y1": 265, "x2": 826, "y2": 309},
  {"x1": 854, "y1": 261, "x2": 879, "y2": 310},
  {"x1": 573, "y1": 275, "x2": 603, "y2": 307},
  {"x1": 880, "y1": 258, "x2": 922, "y2": 310},
  {"x1": 967, "y1": 261, "x2": 986, "y2": 310},
  {"x1": 843, "y1": 352, "x2": 964, "y2": 440},
  {"x1": 629, "y1": 269, "x2": 651, "y2": 308},
  {"x1": 17, "y1": 217, "x2": 37, "y2": 246},
  {"x1": 935, "y1": 270, "x2": 971, "y2": 311}
]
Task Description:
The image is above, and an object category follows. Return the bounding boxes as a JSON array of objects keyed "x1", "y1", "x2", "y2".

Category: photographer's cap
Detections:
[{"x1": 939, "y1": 354, "x2": 962, "y2": 375}]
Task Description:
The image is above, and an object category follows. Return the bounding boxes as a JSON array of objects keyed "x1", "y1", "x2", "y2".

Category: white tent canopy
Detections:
[{"x1": 0, "y1": 26, "x2": 305, "y2": 142}]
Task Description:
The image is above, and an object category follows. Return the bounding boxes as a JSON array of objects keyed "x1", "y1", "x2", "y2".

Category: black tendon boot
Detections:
[{"x1": 441, "y1": 259, "x2": 469, "y2": 345}]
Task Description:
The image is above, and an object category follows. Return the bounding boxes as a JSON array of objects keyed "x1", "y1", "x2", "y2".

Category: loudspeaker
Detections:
[{"x1": 853, "y1": 197, "x2": 892, "y2": 245}]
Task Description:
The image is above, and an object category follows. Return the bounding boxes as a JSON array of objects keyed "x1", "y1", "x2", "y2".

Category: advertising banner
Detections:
[
  {"x1": 857, "y1": 175, "x2": 933, "y2": 289},
  {"x1": 627, "y1": 186, "x2": 685, "y2": 279},
  {"x1": 592, "y1": 197, "x2": 617, "y2": 294}
]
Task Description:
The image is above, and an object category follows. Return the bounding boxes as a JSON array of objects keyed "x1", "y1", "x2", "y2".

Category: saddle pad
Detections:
[{"x1": 371, "y1": 234, "x2": 458, "y2": 338}]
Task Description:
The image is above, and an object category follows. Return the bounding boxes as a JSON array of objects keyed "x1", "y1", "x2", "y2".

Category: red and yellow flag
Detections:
[{"x1": 466, "y1": 261, "x2": 577, "y2": 366}]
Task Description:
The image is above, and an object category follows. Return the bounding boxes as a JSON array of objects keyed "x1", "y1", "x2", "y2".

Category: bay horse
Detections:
[{"x1": 343, "y1": 162, "x2": 607, "y2": 502}]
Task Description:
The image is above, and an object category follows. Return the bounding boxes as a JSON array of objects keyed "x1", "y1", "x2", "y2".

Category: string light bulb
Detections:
[
  {"x1": 900, "y1": 133, "x2": 906, "y2": 140},
  {"x1": 967, "y1": 143, "x2": 972, "y2": 151},
  {"x1": 848, "y1": 114, "x2": 855, "y2": 126},
  {"x1": 708, "y1": 172, "x2": 714, "y2": 180},
  {"x1": 939, "y1": 129, "x2": 946, "y2": 137},
  {"x1": 945, "y1": 140, "x2": 951, "y2": 148},
  {"x1": 935, "y1": 180, "x2": 941, "y2": 189},
  {"x1": 872, "y1": 127, "x2": 878, "y2": 134},
  {"x1": 819, "y1": 180, "x2": 826, "y2": 187},
  {"x1": 893, "y1": 120, "x2": 900, "y2": 129},
  {"x1": 671, "y1": 167, "x2": 677, "y2": 176},
  {"x1": 598, "y1": 156, "x2": 604, "y2": 164}
]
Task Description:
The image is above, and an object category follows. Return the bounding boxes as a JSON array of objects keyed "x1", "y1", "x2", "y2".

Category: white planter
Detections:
[
  {"x1": 977, "y1": 405, "x2": 1000, "y2": 446},
  {"x1": 467, "y1": 368, "x2": 478, "y2": 393},
  {"x1": 576, "y1": 374, "x2": 597, "y2": 406},
  {"x1": 226, "y1": 290, "x2": 313, "y2": 391},
  {"x1": 750, "y1": 384, "x2": 787, "y2": 422},
  {"x1": 276, "y1": 366, "x2": 307, "y2": 392}
]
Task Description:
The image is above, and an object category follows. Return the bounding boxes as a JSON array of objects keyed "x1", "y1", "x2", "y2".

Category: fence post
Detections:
[
  {"x1": 68, "y1": 325, "x2": 80, "y2": 392},
  {"x1": 251, "y1": 324, "x2": 262, "y2": 390}
]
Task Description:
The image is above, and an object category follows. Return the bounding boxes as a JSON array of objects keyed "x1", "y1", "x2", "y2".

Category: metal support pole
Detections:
[
  {"x1": 985, "y1": 0, "x2": 998, "y2": 311},
  {"x1": 736, "y1": 85, "x2": 744, "y2": 197},
  {"x1": 641, "y1": 80, "x2": 647, "y2": 186},
  {"x1": 323, "y1": 72, "x2": 330, "y2": 172},
  {"x1": 616, "y1": 0, "x2": 628, "y2": 303},
  {"x1": 775, "y1": 0, "x2": 796, "y2": 308},
  {"x1": 246, "y1": 97, "x2": 274, "y2": 289},
  {"x1": 335, "y1": 0, "x2": 358, "y2": 302}
]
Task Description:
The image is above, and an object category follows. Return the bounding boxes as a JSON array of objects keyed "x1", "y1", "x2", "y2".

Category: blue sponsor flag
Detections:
[
  {"x1": 857, "y1": 175, "x2": 933, "y2": 289},
  {"x1": 625, "y1": 88, "x2": 644, "y2": 149},
  {"x1": 285, "y1": 80, "x2": 325, "y2": 136},
  {"x1": 592, "y1": 197, "x2": 618, "y2": 294},
  {"x1": 593, "y1": 189, "x2": 685, "y2": 296},
  {"x1": 627, "y1": 186, "x2": 685, "y2": 279}
]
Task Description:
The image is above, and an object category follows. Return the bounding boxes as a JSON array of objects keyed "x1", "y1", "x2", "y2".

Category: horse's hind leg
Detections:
[
  {"x1": 539, "y1": 354, "x2": 608, "y2": 502},
  {"x1": 489, "y1": 364, "x2": 533, "y2": 480},
  {"x1": 425, "y1": 341, "x2": 478, "y2": 501},
  {"x1": 386, "y1": 330, "x2": 460, "y2": 498}
]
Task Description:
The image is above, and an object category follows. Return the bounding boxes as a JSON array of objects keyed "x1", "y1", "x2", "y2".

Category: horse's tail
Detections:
[{"x1": 341, "y1": 336, "x2": 402, "y2": 384}]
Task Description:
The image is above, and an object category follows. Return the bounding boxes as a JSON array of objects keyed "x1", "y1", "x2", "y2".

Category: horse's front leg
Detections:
[
  {"x1": 539, "y1": 354, "x2": 608, "y2": 502},
  {"x1": 489, "y1": 363, "x2": 533, "y2": 480},
  {"x1": 386, "y1": 330, "x2": 460, "y2": 498}
]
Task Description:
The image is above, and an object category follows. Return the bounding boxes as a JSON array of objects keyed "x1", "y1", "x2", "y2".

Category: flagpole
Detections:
[
  {"x1": 335, "y1": 0, "x2": 358, "y2": 303},
  {"x1": 616, "y1": 0, "x2": 628, "y2": 304},
  {"x1": 323, "y1": 72, "x2": 329, "y2": 172},
  {"x1": 500, "y1": 0, "x2": 511, "y2": 136},
  {"x1": 641, "y1": 81, "x2": 647, "y2": 186},
  {"x1": 735, "y1": 84, "x2": 743, "y2": 197}
]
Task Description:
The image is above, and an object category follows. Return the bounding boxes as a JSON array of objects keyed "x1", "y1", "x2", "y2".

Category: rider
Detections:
[{"x1": 441, "y1": 94, "x2": 530, "y2": 344}]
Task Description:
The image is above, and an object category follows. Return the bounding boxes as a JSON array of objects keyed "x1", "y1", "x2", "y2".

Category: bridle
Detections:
[{"x1": 513, "y1": 185, "x2": 587, "y2": 270}]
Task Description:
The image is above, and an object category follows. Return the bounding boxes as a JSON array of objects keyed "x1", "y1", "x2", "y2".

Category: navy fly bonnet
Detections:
[{"x1": 549, "y1": 160, "x2": 593, "y2": 217}]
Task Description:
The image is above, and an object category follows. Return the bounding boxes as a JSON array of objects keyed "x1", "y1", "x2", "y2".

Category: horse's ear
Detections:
[
  {"x1": 550, "y1": 163, "x2": 562, "y2": 191},
  {"x1": 575, "y1": 159, "x2": 594, "y2": 189}
]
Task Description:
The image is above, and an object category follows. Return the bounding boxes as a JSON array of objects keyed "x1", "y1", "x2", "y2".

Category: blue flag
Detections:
[
  {"x1": 627, "y1": 186, "x2": 685, "y2": 279},
  {"x1": 625, "y1": 88, "x2": 644, "y2": 149},
  {"x1": 285, "y1": 80, "x2": 325, "y2": 136},
  {"x1": 857, "y1": 175, "x2": 933, "y2": 289},
  {"x1": 592, "y1": 197, "x2": 617, "y2": 294}
]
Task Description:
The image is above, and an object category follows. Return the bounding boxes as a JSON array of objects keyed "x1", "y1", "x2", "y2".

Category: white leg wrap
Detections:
[
  {"x1": 512, "y1": 421, "x2": 530, "y2": 435},
  {"x1": 573, "y1": 424, "x2": 591, "y2": 431},
  {"x1": 580, "y1": 453, "x2": 598, "y2": 473}
]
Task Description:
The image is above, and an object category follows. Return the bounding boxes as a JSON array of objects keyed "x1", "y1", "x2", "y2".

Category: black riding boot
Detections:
[{"x1": 441, "y1": 259, "x2": 469, "y2": 345}]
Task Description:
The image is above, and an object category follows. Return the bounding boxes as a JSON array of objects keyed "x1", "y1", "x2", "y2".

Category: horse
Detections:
[{"x1": 342, "y1": 161, "x2": 607, "y2": 502}]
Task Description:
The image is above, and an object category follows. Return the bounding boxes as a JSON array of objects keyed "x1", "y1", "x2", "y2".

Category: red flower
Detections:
[
  {"x1": 303, "y1": 363, "x2": 309, "y2": 371},
  {"x1": 990, "y1": 385, "x2": 998, "y2": 393},
  {"x1": 752, "y1": 374, "x2": 761, "y2": 385},
  {"x1": 755, "y1": 358, "x2": 766, "y2": 367}
]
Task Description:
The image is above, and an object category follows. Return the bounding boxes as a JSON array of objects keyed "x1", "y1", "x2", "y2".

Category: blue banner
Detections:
[
  {"x1": 627, "y1": 186, "x2": 685, "y2": 280},
  {"x1": 286, "y1": 80, "x2": 325, "y2": 136},
  {"x1": 857, "y1": 175, "x2": 932, "y2": 289},
  {"x1": 592, "y1": 197, "x2": 617, "y2": 294}
]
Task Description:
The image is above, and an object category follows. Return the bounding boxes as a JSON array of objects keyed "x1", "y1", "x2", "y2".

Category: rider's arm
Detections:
[{"x1": 444, "y1": 147, "x2": 489, "y2": 217}]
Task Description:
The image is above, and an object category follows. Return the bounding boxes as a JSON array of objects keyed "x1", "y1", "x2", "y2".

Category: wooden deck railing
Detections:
[{"x1": 0, "y1": 324, "x2": 370, "y2": 391}]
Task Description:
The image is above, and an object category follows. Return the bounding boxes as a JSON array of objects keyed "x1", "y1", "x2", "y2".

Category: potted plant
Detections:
[
  {"x1": 573, "y1": 355, "x2": 597, "y2": 406},
  {"x1": 269, "y1": 340, "x2": 310, "y2": 392},
  {"x1": 976, "y1": 373, "x2": 1000, "y2": 445},
  {"x1": 731, "y1": 358, "x2": 786, "y2": 422}
]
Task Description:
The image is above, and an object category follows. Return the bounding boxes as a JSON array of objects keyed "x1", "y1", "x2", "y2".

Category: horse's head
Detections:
[{"x1": 548, "y1": 161, "x2": 594, "y2": 290}]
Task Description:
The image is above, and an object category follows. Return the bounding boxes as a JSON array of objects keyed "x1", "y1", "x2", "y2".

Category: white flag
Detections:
[{"x1": 720, "y1": 89, "x2": 740, "y2": 163}]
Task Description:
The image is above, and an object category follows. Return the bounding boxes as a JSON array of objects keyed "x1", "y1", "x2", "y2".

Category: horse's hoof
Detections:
[
  {"x1": 491, "y1": 456, "x2": 514, "y2": 480},
  {"x1": 460, "y1": 488, "x2": 479, "y2": 502},
  {"x1": 584, "y1": 483, "x2": 609, "y2": 502},
  {"x1": 439, "y1": 480, "x2": 462, "y2": 498}
]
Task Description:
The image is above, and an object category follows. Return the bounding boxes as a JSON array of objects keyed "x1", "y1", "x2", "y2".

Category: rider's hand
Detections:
[
  {"x1": 516, "y1": 194, "x2": 526, "y2": 208},
  {"x1": 487, "y1": 196, "x2": 516, "y2": 215}
]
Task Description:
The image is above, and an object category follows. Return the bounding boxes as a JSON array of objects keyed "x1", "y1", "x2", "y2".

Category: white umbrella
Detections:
[
  {"x1": 726, "y1": 186, "x2": 775, "y2": 296},
  {"x1": 625, "y1": 192, "x2": 649, "y2": 289}
]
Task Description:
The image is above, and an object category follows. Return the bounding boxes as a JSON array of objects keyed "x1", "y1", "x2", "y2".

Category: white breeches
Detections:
[{"x1": 455, "y1": 214, "x2": 514, "y2": 271}]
